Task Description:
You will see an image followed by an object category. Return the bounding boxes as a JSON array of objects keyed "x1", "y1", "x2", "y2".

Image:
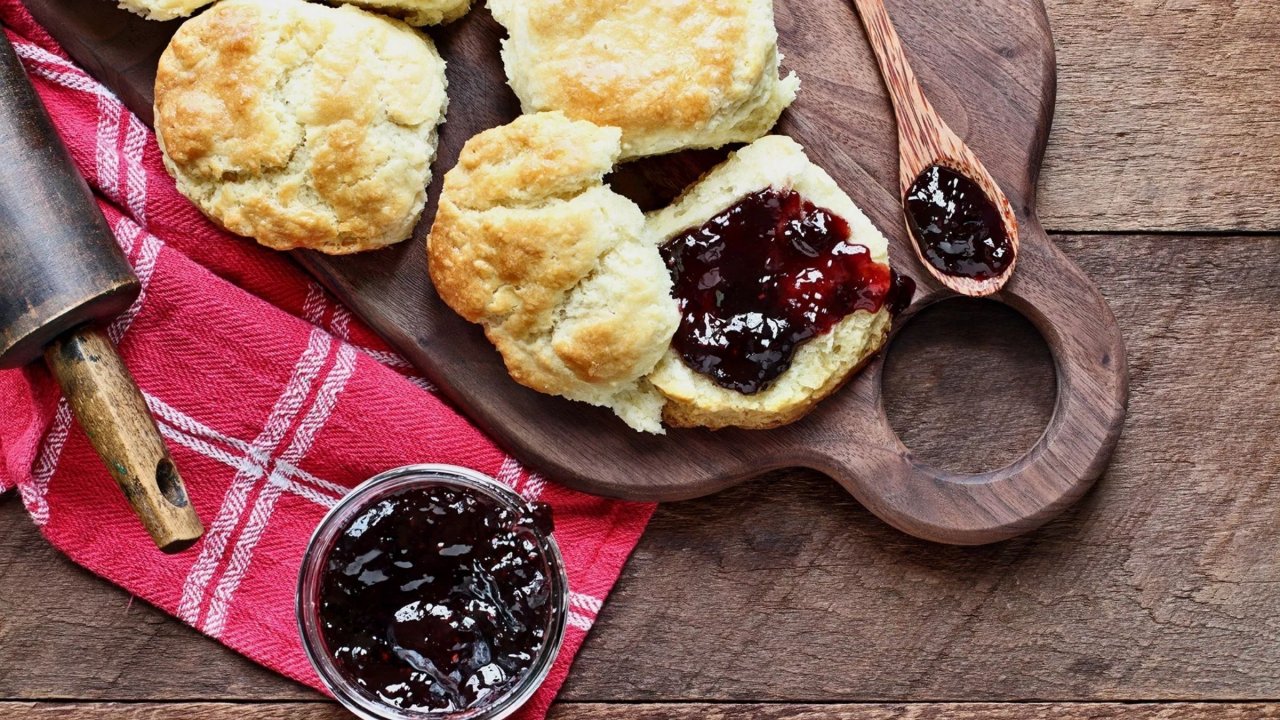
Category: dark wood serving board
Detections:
[{"x1": 21, "y1": 0, "x2": 1128, "y2": 545}]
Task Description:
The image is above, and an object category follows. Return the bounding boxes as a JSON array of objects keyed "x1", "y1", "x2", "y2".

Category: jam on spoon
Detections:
[
  {"x1": 317, "y1": 485, "x2": 556, "y2": 714},
  {"x1": 660, "y1": 187, "x2": 896, "y2": 395},
  {"x1": 904, "y1": 164, "x2": 1013, "y2": 281}
]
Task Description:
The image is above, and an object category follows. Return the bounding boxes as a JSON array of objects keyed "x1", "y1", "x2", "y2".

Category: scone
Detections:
[
  {"x1": 488, "y1": 0, "x2": 799, "y2": 160},
  {"x1": 428, "y1": 112, "x2": 679, "y2": 433},
  {"x1": 116, "y1": 0, "x2": 214, "y2": 20},
  {"x1": 154, "y1": 0, "x2": 449, "y2": 254},
  {"x1": 647, "y1": 136, "x2": 896, "y2": 430},
  {"x1": 116, "y1": 0, "x2": 468, "y2": 23},
  {"x1": 328, "y1": 0, "x2": 471, "y2": 25}
]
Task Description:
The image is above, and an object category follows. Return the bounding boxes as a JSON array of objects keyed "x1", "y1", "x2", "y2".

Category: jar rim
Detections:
[{"x1": 296, "y1": 464, "x2": 569, "y2": 720}]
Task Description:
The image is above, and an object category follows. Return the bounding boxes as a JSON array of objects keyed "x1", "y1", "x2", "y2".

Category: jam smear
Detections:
[
  {"x1": 661, "y1": 188, "x2": 892, "y2": 395},
  {"x1": 319, "y1": 486, "x2": 555, "y2": 714},
  {"x1": 905, "y1": 164, "x2": 1013, "y2": 281},
  {"x1": 887, "y1": 270, "x2": 916, "y2": 317}
]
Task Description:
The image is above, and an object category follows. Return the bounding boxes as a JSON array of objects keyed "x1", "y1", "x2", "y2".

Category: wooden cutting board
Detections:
[{"x1": 21, "y1": 0, "x2": 1128, "y2": 545}]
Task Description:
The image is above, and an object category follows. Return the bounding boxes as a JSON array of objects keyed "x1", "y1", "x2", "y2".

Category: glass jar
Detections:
[{"x1": 297, "y1": 464, "x2": 569, "y2": 720}]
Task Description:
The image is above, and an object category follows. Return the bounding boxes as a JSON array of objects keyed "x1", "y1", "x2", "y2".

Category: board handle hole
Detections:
[{"x1": 881, "y1": 298, "x2": 1057, "y2": 475}]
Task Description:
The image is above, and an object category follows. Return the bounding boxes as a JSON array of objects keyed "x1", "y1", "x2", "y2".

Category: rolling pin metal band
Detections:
[{"x1": 44, "y1": 326, "x2": 204, "y2": 553}]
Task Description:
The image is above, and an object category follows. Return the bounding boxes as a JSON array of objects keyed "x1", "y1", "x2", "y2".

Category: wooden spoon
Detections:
[{"x1": 852, "y1": 0, "x2": 1020, "y2": 297}]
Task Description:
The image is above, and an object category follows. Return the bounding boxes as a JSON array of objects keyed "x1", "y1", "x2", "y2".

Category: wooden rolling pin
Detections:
[{"x1": 0, "y1": 32, "x2": 202, "y2": 553}]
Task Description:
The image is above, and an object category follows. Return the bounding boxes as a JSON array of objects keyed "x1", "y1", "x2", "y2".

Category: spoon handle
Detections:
[{"x1": 851, "y1": 0, "x2": 947, "y2": 187}]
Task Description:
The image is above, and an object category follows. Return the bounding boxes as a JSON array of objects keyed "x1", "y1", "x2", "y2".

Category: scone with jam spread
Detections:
[
  {"x1": 647, "y1": 136, "x2": 899, "y2": 430},
  {"x1": 489, "y1": 0, "x2": 799, "y2": 160},
  {"x1": 428, "y1": 112, "x2": 679, "y2": 433},
  {"x1": 154, "y1": 0, "x2": 448, "y2": 253}
]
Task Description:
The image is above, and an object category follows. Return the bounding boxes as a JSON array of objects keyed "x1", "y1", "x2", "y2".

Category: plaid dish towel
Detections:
[{"x1": 0, "y1": 3, "x2": 655, "y2": 716}]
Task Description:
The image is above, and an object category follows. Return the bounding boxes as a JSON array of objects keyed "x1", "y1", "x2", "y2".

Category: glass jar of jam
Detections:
[{"x1": 297, "y1": 464, "x2": 569, "y2": 720}]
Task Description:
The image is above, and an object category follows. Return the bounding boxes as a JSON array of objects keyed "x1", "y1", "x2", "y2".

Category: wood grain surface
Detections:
[
  {"x1": 2, "y1": 0, "x2": 1279, "y2": 717},
  {"x1": 1, "y1": 704, "x2": 1279, "y2": 720},
  {"x1": 3, "y1": 228, "x2": 1279, "y2": 706},
  {"x1": 21, "y1": 0, "x2": 1128, "y2": 545}
]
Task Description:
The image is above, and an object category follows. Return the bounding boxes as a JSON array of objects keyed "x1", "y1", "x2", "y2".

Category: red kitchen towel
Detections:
[{"x1": 0, "y1": 3, "x2": 655, "y2": 716}]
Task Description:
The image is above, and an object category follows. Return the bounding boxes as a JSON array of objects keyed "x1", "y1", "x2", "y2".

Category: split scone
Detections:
[
  {"x1": 154, "y1": 0, "x2": 449, "y2": 254},
  {"x1": 488, "y1": 0, "x2": 799, "y2": 160},
  {"x1": 428, "y1": 112, "x2": 680, "y2": 433},
  {"x1": 648, "y1": 136, "x2": 896, "y2": 430}
]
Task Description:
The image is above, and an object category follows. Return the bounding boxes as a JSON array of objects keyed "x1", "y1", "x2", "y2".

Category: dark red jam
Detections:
[
  {"x1": 660, "y1": 187, "x2": 893, "y2": 394},
  {"x1": 887, "y1": 270, "x2": 916, "y2": 318},
  {"x1": 318, "y1": 486, "x2": 556, "y2": 713},
  {"x1": 905, "y1": 164, "x2": 1013, "y2": 281}
]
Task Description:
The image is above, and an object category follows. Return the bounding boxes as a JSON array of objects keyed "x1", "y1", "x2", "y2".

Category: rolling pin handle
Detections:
[{"x1": 44, "y1": 326, "x2": 204, "y2": 553}]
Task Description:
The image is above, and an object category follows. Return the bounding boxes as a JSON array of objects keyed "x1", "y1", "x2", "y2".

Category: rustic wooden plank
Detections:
[
  {"x1": 1039, "y1": 0, "x2": 1280, "y2": 231},
  {"x1": 550, "y1": 704, "x2": 1280, "y2": 719},
  {"x1": 1, "y1": 703, "x2": 1279, "y2": 719},
  {"x1": 0, "y1": 703, "x2": 338, "y2": 719},
  {"x1": 564, "y1": 232, "x2": 1280, "y2": 701},
  {"x1": 2, "y1": 234, "x2": 1277, "y2": 702},
  {"x1": 0, "y1": 497, "x2": 312, "y2": 701}
]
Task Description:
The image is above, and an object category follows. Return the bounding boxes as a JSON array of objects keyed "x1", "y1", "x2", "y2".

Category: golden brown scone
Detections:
[
  {"x1": 428, "y1": 112, "x2": 679, "y2": 433},
  {"x1": 154, "y1": 0, "x2": 448, "y2": 254},
  {"x1": 646, "y1": 136, "x2": 894, "y2": 430},
  {"x1": 118, "y1": 0, "x2": 470, "y2": 23},
  {"x1": 116, "y1": 0, "x2": 214, "y2": 20},
  {"x1": 329, "y1": 0, "x2": 471, "y2": 25},
  {"x1": 489, "y1": 0, "x2": 799, "y2": 160}
]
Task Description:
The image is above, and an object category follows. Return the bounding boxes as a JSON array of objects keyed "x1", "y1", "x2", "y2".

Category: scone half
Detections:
[
  {"x1": 117, "y1": 0, "x2": 215, "y2": 21},
  {"x1": 489, "y1": 0, "x2": 799, "y2": 160},
  {"x1": 647, "y1": 136, "x2": 895, "y2": 430},
  {"x1": 328, "y1": 0, "x2": 472, "y2": 26},
  {"x1": 119, "y1": 0, "x2": 470, "y2": 25},
  {"x1": 428, "y1": 112, "x2": 679, "y2": 434}
]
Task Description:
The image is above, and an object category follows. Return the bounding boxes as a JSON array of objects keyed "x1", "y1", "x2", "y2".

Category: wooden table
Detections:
[{"x1": 3, "y1": 1, "x2": 1279, "y2": 717}]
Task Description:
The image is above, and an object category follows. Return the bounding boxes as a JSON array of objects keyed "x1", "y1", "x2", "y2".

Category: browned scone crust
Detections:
[
  {"x1": 119, "y1": 0, "x2": 469, "y2": 23},
  {"x1": 488, "y1": 0, "x2": 799, "y2": 159},
  {"x1": 116, "y1": 0, "x2": 213, "y2": 20},
  {"x1": 154, "y1": 0, "x2": 448, "y2": 254},
  {"x1": 657, "y1": 328, "x2": 890, "y2": 430},
  {"x1": 329, "y1": 0, "x2": 471, "y2": 25},
  {"x1": 428, "y1": 112, "x2": 679, "y2": 433}
]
